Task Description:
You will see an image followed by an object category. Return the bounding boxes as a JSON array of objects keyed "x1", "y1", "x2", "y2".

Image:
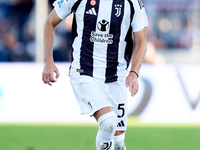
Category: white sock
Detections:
[
  {"x1": 114, "y1": 133, "x2": 126, "y2": 150},
  {"x1": 96, "y1": 111, "x2": 117, "y2": 150}
]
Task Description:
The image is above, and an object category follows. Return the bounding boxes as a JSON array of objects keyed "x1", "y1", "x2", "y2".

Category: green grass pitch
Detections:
[{"x1": 0, "y1": 121, "x2": 200, "y2": 150}]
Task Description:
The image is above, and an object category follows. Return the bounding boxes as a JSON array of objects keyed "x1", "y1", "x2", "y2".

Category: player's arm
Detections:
[
  {"x1": 42, "y1": 9, "x2": 62, "y2": 86},
  {"x1": 125, "y1": 27, "x2": 147, "y2": 96}
]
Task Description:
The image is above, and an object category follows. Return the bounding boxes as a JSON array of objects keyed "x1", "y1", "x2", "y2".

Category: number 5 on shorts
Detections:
[{"x1": 117, "y1": 103, "x2": 125, "y2": 118}]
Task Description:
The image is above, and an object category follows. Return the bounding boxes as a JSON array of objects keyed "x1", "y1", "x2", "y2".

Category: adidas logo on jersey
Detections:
[{"x1": 86, "y1": 7, "x2": 97, "y2": 15}]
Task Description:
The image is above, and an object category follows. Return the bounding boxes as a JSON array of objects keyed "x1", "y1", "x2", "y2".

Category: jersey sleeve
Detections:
[
  {"x1": 53, "y1": 0, "x2": 75, "y2": 20},
  {"x1": 131, "y1": 0, "x2": 148, "y2": 32}
]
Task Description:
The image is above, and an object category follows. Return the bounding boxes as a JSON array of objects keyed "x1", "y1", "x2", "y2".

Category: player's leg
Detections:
[
  {"x1": 70, "y1": 75, "x2": 118, "y2": 150},
  {"x1": 94, "y1": 107, "x2": 117, "y2": 150},
  {"x1": 108, "y1": 80, "x2": 128, "y2": 150}
]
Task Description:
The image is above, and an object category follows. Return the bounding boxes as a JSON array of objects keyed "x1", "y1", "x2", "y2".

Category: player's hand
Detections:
[
  {"x1": 125, "y1": 72, "x2": 139, "y2": 97},
  {"x1": 42, "y1": 61, "x2": 60, "y2": 86}
]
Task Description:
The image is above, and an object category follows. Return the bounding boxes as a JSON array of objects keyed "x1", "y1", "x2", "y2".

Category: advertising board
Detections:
[{"x1": 0, "y1": 63, "x2": 200, "y2": 123}]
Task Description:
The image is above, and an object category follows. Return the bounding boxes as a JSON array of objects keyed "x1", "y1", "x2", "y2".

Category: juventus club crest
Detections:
[{"x1": 115, "y1": 4, "x2": 122, "y2": 17}]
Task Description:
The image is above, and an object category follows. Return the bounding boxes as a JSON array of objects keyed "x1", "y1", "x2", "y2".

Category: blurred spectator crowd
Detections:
[
  {"x1": 0, "y1": 0, "x2": 35, "y2": 61},
  {"x1": 0, "y1": 0, "x2": 72, "y2": 62},
  {"x1": 0, "y1": 0, "x2": 200, "y2": 62}
]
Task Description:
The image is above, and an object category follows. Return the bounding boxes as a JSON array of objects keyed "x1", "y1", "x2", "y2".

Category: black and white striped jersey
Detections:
[{"x1": 53, "y1": 0, "x2": 148, "y2": 83}]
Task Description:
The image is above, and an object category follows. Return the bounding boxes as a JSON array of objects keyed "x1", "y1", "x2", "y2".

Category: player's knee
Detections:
[
  {"x1": 100, "y1": 117, "x2": 117, "y2": 134},
  {"x1": 98, "y1": 111, "x2": 117, "y2": 137}
]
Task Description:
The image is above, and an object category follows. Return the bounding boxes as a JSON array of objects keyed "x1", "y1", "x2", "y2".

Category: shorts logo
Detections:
[
  {"x1": 115, "y1": 4, "x2": 122, "y2": 17},
  {"x1": 90, "y1": 0, "x2": 96, "y2": 6},
  {"x1": 117, "y1": 120, "x2": 125, "y2": 127},
  {"x1": 87, "y1": 101, "x2": 93, "y2": 110},
  {"x1": 97, "y1": 20, "x2": 109, "y2": 32}
]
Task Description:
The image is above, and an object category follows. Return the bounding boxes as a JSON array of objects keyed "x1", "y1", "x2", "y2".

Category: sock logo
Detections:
[{"x1": 103, "y1": 141, "x2": 112, "y2": 150}]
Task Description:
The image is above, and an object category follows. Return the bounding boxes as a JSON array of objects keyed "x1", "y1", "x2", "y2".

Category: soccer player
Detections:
[{"x1": 42, "y1": 0, "x2": 148, "y2": 149}]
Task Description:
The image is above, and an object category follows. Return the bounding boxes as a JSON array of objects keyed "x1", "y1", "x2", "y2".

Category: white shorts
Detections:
[{"x1": 70, "y1": 75, "x2": 127, "y2": 131}]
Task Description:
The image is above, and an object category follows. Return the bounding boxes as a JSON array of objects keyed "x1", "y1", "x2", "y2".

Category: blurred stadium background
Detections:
[{"x1": 0, "y1": 0, "x2": 200, "y2": 150}]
